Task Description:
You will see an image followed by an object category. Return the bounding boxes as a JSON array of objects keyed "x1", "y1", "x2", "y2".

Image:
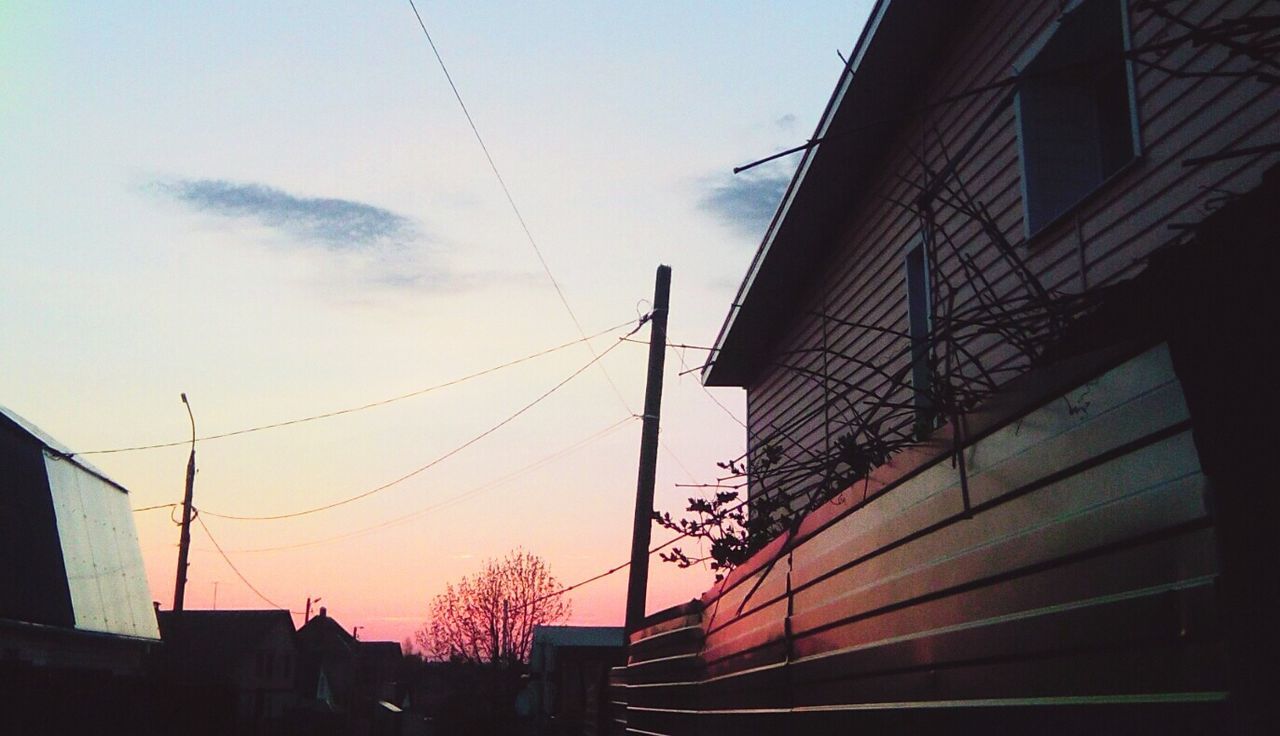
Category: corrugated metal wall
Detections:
[{"x1": 616, "y1": 344, "x2": 1228, "y2": 734}]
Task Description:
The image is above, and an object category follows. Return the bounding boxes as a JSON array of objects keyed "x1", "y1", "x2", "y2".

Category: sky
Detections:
[{"x1": 0, "y1": 1, "x2": 874, "y2": 646}]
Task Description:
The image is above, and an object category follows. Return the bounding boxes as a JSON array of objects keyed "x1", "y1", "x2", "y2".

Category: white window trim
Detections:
[{"x1": 1014, "y1": 0, "x2": 1143, "y2": 240}]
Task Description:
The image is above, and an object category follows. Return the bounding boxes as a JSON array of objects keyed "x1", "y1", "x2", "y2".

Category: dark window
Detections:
[
  {"x1": 1017, "y1": 0, "x2": 1137, "y2": 234},
  {"x1": 905, "y1": 241, "x2": 933, "y2": 435}
]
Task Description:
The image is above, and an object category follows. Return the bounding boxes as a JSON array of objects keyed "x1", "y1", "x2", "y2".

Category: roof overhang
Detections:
[
  {"x1": 0, "y1": 404, "x2": 129, "y2": 494},
  {"x1": 703, "y1": 0, "x2": 971, "y2": 387}
]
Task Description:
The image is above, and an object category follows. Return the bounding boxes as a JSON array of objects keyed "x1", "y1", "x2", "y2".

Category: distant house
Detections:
[
  {"x1": 398, "y1": 659, "x2": 457, "y2": 719},
  {"x1": 525, "y1": 626, "x2": 625, "y2": 736},
  {"x1": 296, "y1": 606, "x2": 404, "y2": 729},
  {"x1": 0, "y1": 404, "x2": 161, "y2": 733},
  {"x1": 297, "y1": 606, "x2": 360, "y2": 710},
  {"x1": 616, "y1": 0, "x2": 1278, "y2": 734},
  {"x1": 155, "y1": 609, "x2": 299, "y2": 735},
  {"x1": 359, "y1": 640, "x2": 405, "y2": 704}
]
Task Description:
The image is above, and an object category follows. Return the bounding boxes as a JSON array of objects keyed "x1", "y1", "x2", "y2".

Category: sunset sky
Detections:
[{"x1": 1, "y1": 1, "x2": 873, "y2": 645}]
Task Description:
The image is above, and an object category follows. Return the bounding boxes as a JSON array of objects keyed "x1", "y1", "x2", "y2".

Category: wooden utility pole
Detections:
[
  {"x1": 626, "y1": 265, "x2": 671, "y2": 631},
  {"x1": 172, "y1": 393, "x2": 197, "y2": 612}
]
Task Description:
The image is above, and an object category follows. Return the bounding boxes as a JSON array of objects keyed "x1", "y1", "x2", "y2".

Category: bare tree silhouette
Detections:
[{"x1": 417, "y1": 549, "x2": 571, "y2": 664}]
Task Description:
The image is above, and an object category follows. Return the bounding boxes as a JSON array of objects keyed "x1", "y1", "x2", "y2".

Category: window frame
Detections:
[
  {"x1": 1014, "y1": 0, "x2": 1143, "y2": 240},
  {"x1": 903, "y1": 237, "x2": 934, "y2": 437}
]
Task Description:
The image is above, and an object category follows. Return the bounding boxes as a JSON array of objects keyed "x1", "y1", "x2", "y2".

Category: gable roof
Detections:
[
  {"x1": 703, "y1": 0, "x2": 971, "y2": 387},
  {"x1": 0, "y1": 404, "x2": 128, "y2": 493},
  {"x1": 297, "y1": 610, "x2": 357, "y2": 656},
  {"x1": 2, "y1": 404, "x2": 160, "y2": 641}
]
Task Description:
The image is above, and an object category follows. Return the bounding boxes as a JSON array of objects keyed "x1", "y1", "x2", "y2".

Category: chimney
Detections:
[{"x1": 318, "y1": 606, "x2": 327, "y2": 618}]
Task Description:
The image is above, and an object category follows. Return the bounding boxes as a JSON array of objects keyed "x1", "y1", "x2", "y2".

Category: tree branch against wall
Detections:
[{"x1": 416, "y1": 548, "x2": 571, "y2": 664}]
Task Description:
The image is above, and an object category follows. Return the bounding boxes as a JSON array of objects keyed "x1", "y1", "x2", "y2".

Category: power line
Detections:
[
  {"x1": 407, "y1": 0, "x2": 578, "y2": 337},
  {"x1": 517, "y1": 476, "x2": 770, "y2": 613},
  {"x1": 664, "y1": 336, "x2": 748, "y2": 431},
  {"x1": 79, "y1": 320, "x2": 634, "y2": 456},
  {"x1": 196, "y1": 514, "x2": 300, "y2": 614},
  {"x1": 619, "y1": 333, "x2": 748, "y2": 429},
  {"x1": 404, "y1": 0, "x2": 638, "y2": 418},
  {"x1": 197, "y1": 430, "x2": 703, "y2": 622},
  {"x1": 201, "y1": 320, "x2": 645, "y2": 521},
  {"x1": 217, "y1": 414, "x2": 640, "y2": 553},
  {"x1": 198, "y1": 477, "x2": 695, "y2": 623},
  {"x1": 621, "y1": 337, "x2": 716, "y2": 352},
  {"x1": 401, "y1": 10, "x2": 711, "y2": 493},
  {"x1": 417, "y1": 531, "x2": 697, "y2": 631},
  {"x1": 527, "y1": 530, "x2": 692, "y2": 609}
]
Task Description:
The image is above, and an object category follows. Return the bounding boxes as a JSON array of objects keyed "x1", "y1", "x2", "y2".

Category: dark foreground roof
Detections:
[
  {"x1": 157, "y1": 609, "x2": 295, "y2": 674},
  {"x1": 361, "y1": 641, "x2": 403, "y2": 662}
]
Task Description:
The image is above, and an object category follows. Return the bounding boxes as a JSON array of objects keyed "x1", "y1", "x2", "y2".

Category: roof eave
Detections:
[
  {"x1": 0, "y1": 404, "x2": 131, "y2": 494},
  {"x1": 702, "y1": 0, "x2": 893, "y2": 387},
  {"x1": 703, "y1": 0, "x2": 968, "y2": 387}
]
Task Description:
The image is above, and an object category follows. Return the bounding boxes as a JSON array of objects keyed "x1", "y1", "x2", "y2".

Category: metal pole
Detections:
[
  {"x1": 172, "y1": 393, "x2": 197, "y2": 611},
  {"x1": 625, "y1": 265, "x2": 671, "y2": 631}
]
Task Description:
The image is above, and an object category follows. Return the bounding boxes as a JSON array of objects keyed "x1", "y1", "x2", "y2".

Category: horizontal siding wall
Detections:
[
  {"x1": 743, "y1": 0, "x2": 1280, "y2": 507},
  {"x1": 623, "y1": 344, "x2": 1225, "y2": 734}
]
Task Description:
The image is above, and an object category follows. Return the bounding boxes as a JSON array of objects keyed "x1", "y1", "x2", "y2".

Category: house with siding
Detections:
[{"x1": 614, "y1": 0, "x2": 1277, "y2": 734}]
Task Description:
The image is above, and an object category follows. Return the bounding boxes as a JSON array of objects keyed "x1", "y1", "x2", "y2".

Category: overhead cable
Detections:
[
  {"x1": 512, "y1": 484, "x2": 766, "y2": 613},
  {"x1": 405, "y1": 0, "x2": 639, "y2": 418},
  {"x1": 525, "y1": 531, "x2": 691, "y2": 610},
  {"x1": 196, "y1": 514, "x2": 301, "y2": 614},
  {"x1": 200, "y1": 319, "x2": 645, "y2": 521},
  {"x1": 79, "y1": 319, "x2": 634, "y2": 456},
  {"x1": 219, "y1": 414, "x2": 640, "y2": 553},
  {"x1": 660, "y1": 331, "x2": 748, "y2": 431}
]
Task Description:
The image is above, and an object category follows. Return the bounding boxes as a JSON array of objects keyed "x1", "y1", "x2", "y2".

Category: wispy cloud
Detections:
[
  {"x1": 153, "y1": 178, "x2": 415, "y2": 249},
  {"x1": 698, "y1": 162, "x2": 794, "y2": 237},
  {"x1": 146, "y1": 178, "x2": 565, "y2": 299}
]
